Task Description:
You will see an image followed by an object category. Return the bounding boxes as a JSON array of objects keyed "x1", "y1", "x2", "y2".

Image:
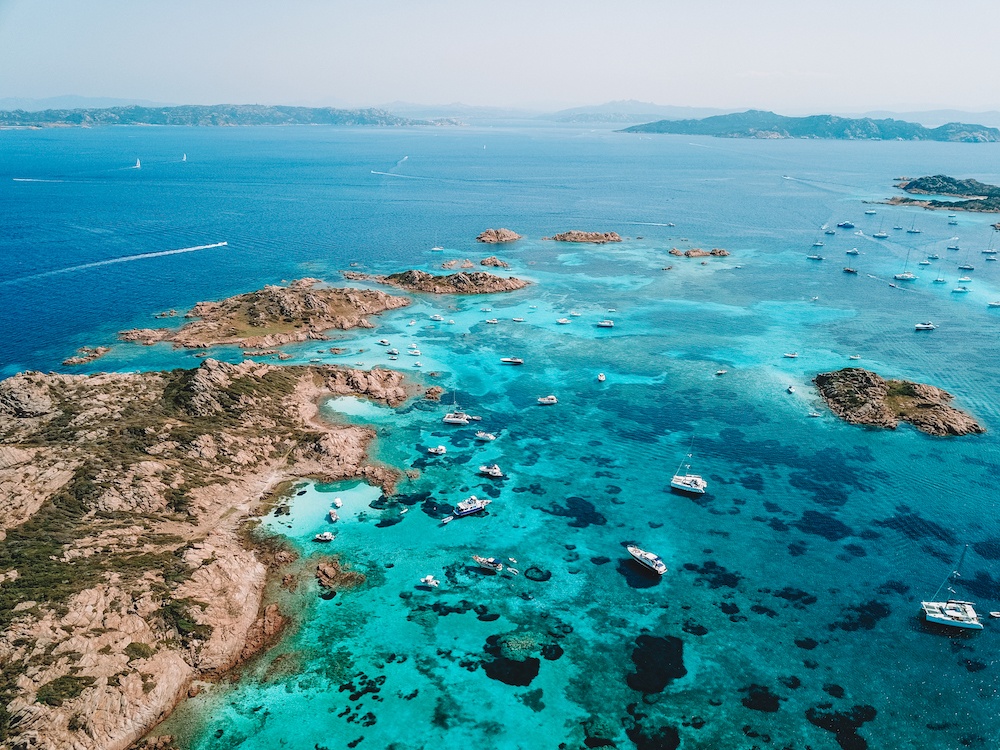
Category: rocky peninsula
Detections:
[
  {"x1": 118, "y1": 279, "x2": 409, "y2": 349},
  {"x1": 544, "y1": 231, "x2": 622, "y2": 244},
  {"x1": 813, "y1": 368, "x2": 985, "y2": 436},
  {"x1": 886, "y1": 174, "x2": 1000, "y2": 212},
  {"x1": 342, "y1": 269, "x2": 528, "y2": 294},
  {"x1": 0, "y1": 359, "x2": 411, "y2": 749},
  {"x1": 476, "y1": 228, "x2": 522, "y2": 243}
]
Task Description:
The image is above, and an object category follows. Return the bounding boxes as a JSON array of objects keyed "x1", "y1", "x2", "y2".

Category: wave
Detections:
[{"x1": 1, "y1": 242, "x2": 228, "y2": 286}]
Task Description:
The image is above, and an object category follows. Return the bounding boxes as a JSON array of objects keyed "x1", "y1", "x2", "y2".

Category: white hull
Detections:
[
  {"x1": 671, "y1": 474, "x2": 707, "y2": 494},
  {"x1": 921, "y1": 600, "x2": 983, "y2": 630}
]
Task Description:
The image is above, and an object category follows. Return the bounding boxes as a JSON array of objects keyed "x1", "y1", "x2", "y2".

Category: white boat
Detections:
[
  {"x1": 314, "y1": 531, "x2": 335, "y2": 542},
  {"x1": 443, "y1": 411, "x2": 471, "y2": 425},
  {"x1": 328, "y1": 509, "x2": 339, "y2": 522},
  {"x1": 952, "y1": 286, "x2": 970, "y2": 293},
  {"x1": 420, "y1": 575, "x2": 440, "y2": 588},
  {"x1": 512, "y1": 317, "x2": 525, "y2": 322},
  {"x1": 927, "y1": 254, "x2": 940, "y2": 259},
  {"x1": 485, "y1": 318, "x2": 499, "y2": 324},
  {"x1": 431, "y1": 246, "x2": 444, "y2": 252},
  {"x1": 958, "y1": 264, "x2": 974, "y2": 271},
  {"x1": 596, "y1": 320, "x2": 615, "y2": 328},
  {"x1": 408, "y1": 349, "x2": 421, "y2": 356},
  {"x1": 846, "y1": 248, "x2": 860, "y2": 255},
  {"x1": 333, "y1": 497, "x2": 343, "y2": 508},
  {"x1": 873, "y1": 230, "x2": 889, "y2": 239},
  {"x1": 377, "y1": 339, "x2": 390, "y2": 346},
  {"x1": 894, "y1": 272, "x2": 916, "y2": 281},
  {"x1": 598, "y1": 372, "x2": 607, "y2": 382},
  {"x1": 475, "y1": 431, "x2": 497, "y2": 441},
  {"x1": 627, "y1": 545, "x2": 667, "y2": 575},
  {"x1": 849, "y1": 355, "x2": 861, "y2": 360},
  {"x1": 430, "y1": 314, "x2": 444, "y2": 321},
  {"x1": 537, "y1": 395, "x2": 558, "y2": 405},
  {"x1": 182, "y1": 154, "x2": 187, "y2": 162},
  {"x1": 670, "y1": 443, "x2": 707, "y2": 494},
  {"x1": 408, "y1": 320, "x2": 416, "y2": 326},
  {"x1": 570, "y1": 311, "x2": 581, "y2": 317},
  {"x1": 988, "y1": 302, "x2": 1000, "y2": 308},
  {"x1": 812, "y1": 241, "x2": 825, "y2": 248},
  {"x1": 921, "y1": 545, "x2": 983, "y2": 631},
  {"x1": 948, "y1": 219, "x2": 958, "y2": 225},
  {"x1": 556, "y1": 318, "x2": 571, "y2": 324},
  {"x1": 479, "y1": 463, "x2": 504, "y2": 478},
  {"x1": 837, "y1": 221, "x2": 855, "y2": 229},
  {"x1": 783, "y1": 352, "x2": 799, "y2": 359},
  {"x1": 387, "y1": 348, "x2": 399, "y2": 355},
  {"x1": 427, "y1": 445, "x2": 447, "y2": 455},
  {"x1": 807, "y1": 255, "x2": 824, "y2": 261},
  {"x1": 787, "y1": 385, "x2": 796, "y2": 393},
  {"x1": 715, "y1": 370, "x2": 726, "y2": 376},
  {"x1": 958, "y1": 276, "x2": 972, "y2": 282},
  {"x1": 453, "y1": 495, "x2": 492, "y2": 517},
  {"x1": 472, "y1": 555, "x2": 503, "y2": 572},
  {"x1": 500, "y1": 357, "x2": 524, "y2": 365},
  {"x1": 135, "y1": 158, "x2": 141, "y2": 169},
  {"x1": 947, "y1": 245, "x2": 960, "y2": 251},
  {"x1": 914, "y1": 322, "x2": 936, "y2": 331},
  {"x1": 480, "y1": 307, "x2": 493, "y2": 312},
  {"x1": 864, "y1": 209, "x2": 877, "y2": 215},
  {"x1": 825, "y1": 229, "x2": 836, "y2": 235},
  {"x1": 918, "y1": 260, "x2": 931, "y2": 266}
]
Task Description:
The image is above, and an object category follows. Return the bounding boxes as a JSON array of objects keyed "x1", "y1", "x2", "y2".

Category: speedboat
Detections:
[
  {"x1": 485, "y1": 318, "x2": 499, "y2": 324},
  {"x1": 988, "y1": 302, "x2": 1000, "y2": 308},
  {"x1": 314, "y1": 531, "x2": 335, "y2": 542},
  {"x1": 479, "y1": 463, "x2": 504, "y2": 478},
  {"x1": 849, "y1": 355, "x2": 861, "y2": 360},
  {"x1": 443, "y1": 411, "x2": 471, "y2": 425},
  {"x1": 783, "y1": 352, "x2": 799, "y2": 358},
  {"x1": 419, "y1": 575, "x2": 440, "y2": 588},
  {"x1": 387, "y1": 348, "x2": 399, "y2": 355},
  {"x1": 914, "y1": 322, "x2": 936, "y2": 331},
  {"x1": 537, "y1": 395, "x2": 558, "y2": 405},
  {"x1": 596, "y1": 320, "x2": 615, "y2": 328},
  {"x1": 952, "y1": 286, "x2": 970, "y2": 293},
  {"x1": 427, "y1": 445, "x2": 447, "y2": 455},
  {"x1": 919, "y1": 260, "x2": 931, "y2": 266},
  {"x1": 865, "y1": 209, "x2": 877, "y2": 215},
  {"x1": 453, "y1": 495, "x2": 492, "y2": 516},
  {"x1": 627, "y1": 545, "x2": 667, "y2": 575},
  {"x1": 512, "y1": 317, "x2": 525, "y2": 323},
  {"x1": 598, "y1": 372, "x2": 607, "y2": 382},
  {"x1": 987, "y1": 256, "x2": 998, "y2": 261},
  {"x1": 377, "y1": 339, "x2": 390, "y2": 346},
  {"x1": 846, "y1": 248, "x2": 860, "y2": 255},
  {"x1": 556, "y1": 318, "x2": 571, "y2": 324},
  {"x1": 787, "y1": 385, "x2": 796, "y2": 393},
  {"x1": 837, "y1": 221, "x2": 855, "y2": 229},
  {"x1": 475, "y1": 430, "x2": 497, "y2": 441},
  {"x1": 430, "y1": 314, "x2": 444, "y2": 321},
  {"x1": 807, "y1": 255, "x2": 824, "y2": 261},
  {"x1": 808, "y1": 411, "x2": 822, "y2": 418},
  {"x1": 500, "y1": 357, "x2": 524, "y2": 365},
  {"x1": 472, "y1": 555, "x2": 503, "y2": 572}
]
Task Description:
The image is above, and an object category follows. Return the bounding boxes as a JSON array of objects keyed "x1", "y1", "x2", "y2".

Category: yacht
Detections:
[
  {"x1": 408, "y1": 320, "x2": 416, "y2": 326},
  {"x1": 512, "y1": 317, "x2": 525, "y2": 322},
  {"x1": 893, "y1": 224, "x2": 904, "y2": 230},
  {"x1": 407, "y1": 349, "x2": 421, "y2": 356},
  {"x1": 987, "y1": 301, "x2": 1000, "y2": 308},
  {"x1": 485, "y1": 318, "x2": 499, "y2": 324},
  {"x1": 537, "y1": 395, "x2": 558, "y2": 405},
  {"x1": 812, "y1": 241, "x2": 825, "y2": 247},
  {"x1": 921, "y1": 546, "x2": 983, "y2": 631},
  {"x1": 958, "y1": 264, "x2": 974, "y2": 271},
  {"x1": 933, "y1": 278, "x2": 947, "y2": 284},
  {"x1": 987, "y1": 256, "x2": 998, "y2": 262},
  {"x1": 478, "y1": 464, "x2": 504, "y2": 478},
  {"x1": 864, "y1": 209, "x2": 877, "y2": 215},
  {"x1": 414, "y1": 362, "x2": 423, "y2": 367},
  {"x1": 313, "y1": 531, "x2": 335, "y2": 543},
  {"x1": 927, "y1": 254, "x2": 940, "y2": 259},
  {"x1": 596, "y1": 320, "x2": 615, "y2": 328},
  {"x1": 472, "y1": 555, "x2": 504, "y2": 572},
  {"x1": 570, "y1": 311, "x2": 582, "y2": 317},
  {"x1": 947, "y1": 245, "x2": 960, "y2": 251},
  {"x1": 500, "y1": 357, "x2": 524, "y2": 365},
  {"x1": 387, "y1": 348, "x2": 399, "y2": 355},
  {"x1": 873, "y1": 230, "x2": 889, "y2": 239},
  {"x1": 443, "y1": 411, "x2": 472, "y2": 425},
  {"x1": 959, "y1": 276, "x2": 972, "y2": 282},
  {"x1": 431, "y1": 246, "x2": 444, "y2": 252},
  {"x1": 377, "y1": 339, "x2": 390, "y2": 346},
  {"x1": 715, "y1": 369, "x2": 727, "y2": 376},
  {"x1": 849, "y1": 355, "x2": 861, "y2": 360},
  {"x1": 556, "y1": 318, "x2": 571, "y2": 325},
  {"x1": 918, "y1": 260, "x2": 931, "y2": 266},
  {"x1": 837, "y1": 221, "x2": 855, "y2": 229},
  {"x1": 846, "y1": 248, "x2": 860, "y2": 255},
  {"x1": 914, "y1": 322, "x2": 936, "y2": 331},
  {"x1": 627, "y1": 545, "x2": 667, "y2": 575},
  {"x1": 427, "y1": 445, "x2": 447, "y2": 455},
  {"x1": 894, "y1": 272, "x2": 917, "y2": 281},
  {"x1": 430, "y1": 314, "x2": 444, "y2": 321},
  {"x1": 825, "y1": 229, "x2": 836, "y2": 235},
  {"x1": 670, "y1": 443, "x2": 707, "y2": 495},
  {"x1": 952, "y1": 286, "x2": 971, "y2": 294},
  {"x1": 475, "y1": 430, "x2": 497, "y2": 441}
]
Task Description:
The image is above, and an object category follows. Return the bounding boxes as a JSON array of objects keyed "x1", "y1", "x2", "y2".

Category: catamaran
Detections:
[
  {"x1": 921, "y1": 545, "x2": 983, "y2": 630},
  {"x1": 670, "y1": 441, "x2": 707, "y2": 494}
]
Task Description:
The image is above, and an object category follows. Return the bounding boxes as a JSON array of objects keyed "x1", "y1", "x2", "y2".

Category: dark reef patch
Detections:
[
  {"x1": 590, "y1": 555, "x2": 611, "y2": 565},
  {"x1": 625, "y1": 724, "x2": 681, "y2": 750},
  {"x1": 973, "y1": 539, "x2": 1000, "y2": 560},
  {"x1": 482, "y1": 635, "x2": 541, "y2": 687},
  {"x1": 795, "y1": 637, "x2": 819, "y2": 650},
  {"x1": 740, "y1": 683, "x2": 782, "y2": 712},
  {"x1": 524, "y1": 566, "x2": 552, "y2": 582},
  {"x1": 876, "y1": 580, "x2": 909, "y2": 596},
  {"x1": 739, "y1": 473, "x2": 765, "y2": 492},
  {"x1": 794, "y1": 510, "x2": 853, "y2": 541},
  {"x1": 683, "y1": 560, "x2": 742, "y2": 589},
  {"x1": 788, "y1": 471, "x2": 849, "y2": 507},
  {"x1": 824, "y1": 684, "x2": 846, "y2": 698},
  {"x1": 958, "y1": 571, "x2": 1000, "y2": 599},
  {"x1": 627, "y1": 635, "x2": 686, "y2": 694},
  {"x1": 534, "y1": 496, "x2": 607, "y2": 527},
  {"x1": 830, "y1": 600, "x2": 891, "y2": 631},
  {"x1": 774, "y1": 587, "x2": 817, "y2": 608},
  {"x1": 805, "y1": 704, "x2": 877, "y2": 750},
  {"x1": 873, "y1": 506, "x2": 956, "y2": 544}
]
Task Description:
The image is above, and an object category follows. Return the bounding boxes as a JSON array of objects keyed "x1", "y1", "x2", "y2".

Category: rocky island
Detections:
[
  {"x1": 544, "y1": 231, "x2": 622, "y2": 244},
  {"x1": 119, "y1": 278, "x2": 409, "y2": 348},
  {"x1": 668, "y1": 248, "x2": 730, "y2": 257},
  {"x1": 0, "y1": 359, "x2": 411, "y2": 749},
  {"x1": 342, "y1": 269, "x2": 528, "y2": 294},
  {"x1": 813, "y1": 368, "x2": 985, "y2": 436},
  {"x1": 476, "y1": 228, "x2": 522, "y2": 243},
  {"x1": 886, "y1": 174, "x2": 1000, "y2": 212}
]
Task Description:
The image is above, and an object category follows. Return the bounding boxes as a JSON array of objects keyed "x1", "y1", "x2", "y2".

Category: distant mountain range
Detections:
[
  {"x1": 620, "y1": 110, "x2": 1000, "y2": 142},
  {"x1": 544, "y1": 100, "x2": 735, "y2": 124},
  {"x1": 0, "y1": 104, "x2": 426, "y2": 128}
]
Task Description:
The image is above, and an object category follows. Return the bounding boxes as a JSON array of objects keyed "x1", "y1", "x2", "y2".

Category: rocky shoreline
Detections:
[
  {"x1": 118, "y1": 279, "x2": 410, "y2": 349},
  {"x1": 342, "y1": 269, "x2": 528, "y2": 294},
  {"x1": 813, "y1": 368, "x2": 985, "y2": 437},
  {"x1": 0, "y1": 360, "x2": 413, "y2": 749}
]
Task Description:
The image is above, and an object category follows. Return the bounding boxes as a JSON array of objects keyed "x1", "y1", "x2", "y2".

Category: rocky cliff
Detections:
[
  {"x1": 118, "y1": 279, "x2": 410, "y2": 349},
  {"x1": 342, "y1": 269, "x2": 528, "y2": 294},
  {"x1": 0, "y1": 360, "x2": 410, "y2": 749},
  {"x1": 813, "y1": 368, "x2": 985, "y2": 436}
]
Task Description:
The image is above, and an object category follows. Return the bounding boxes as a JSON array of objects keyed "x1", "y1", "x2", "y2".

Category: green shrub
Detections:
[
  {"x1": 35, "y1": 675, "x2": 94, "y2": 706},
  {"x1": 124, "y1": 642, "x2": 156, "y2": 661}
]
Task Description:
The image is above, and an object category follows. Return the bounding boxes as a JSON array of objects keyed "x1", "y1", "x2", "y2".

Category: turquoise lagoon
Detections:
[{"x1": 3, "y1": 126, "x2": 1000, "y2": 748}]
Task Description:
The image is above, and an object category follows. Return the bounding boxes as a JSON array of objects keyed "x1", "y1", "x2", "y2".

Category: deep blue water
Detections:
[{"x1": 3, "y1": 125, "x2": 1000, "y2": 748}]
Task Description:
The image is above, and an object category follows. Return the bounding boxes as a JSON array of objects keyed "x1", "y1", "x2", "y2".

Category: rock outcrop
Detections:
[
  {"x1": 813, "y1": 368, "x2": 985, "y2": 436},
  {"x1": 0, "y1": 359, "x2": 411, "y2": 749},
  {"x1": 477, "y1": 228, "x2": 521, "y2": 243},
  {"x1": 480, "y1": 256, "x2": 510, "y2": 268},
  {"x1": 668, "y1": 248, "x2": 730, "y2": 257},
  {"x1": 544, "y1": 231, "x2": 622, "y2": 244},
  {"x1": 343, "y1": 269, "x2": 528, "y2": 295},
  {"x1": 62, "y1": 346, "x2": 111, "y2": 366},
  {"x1": 118, "y1": 279, "x2": 410, "y2": 349}
]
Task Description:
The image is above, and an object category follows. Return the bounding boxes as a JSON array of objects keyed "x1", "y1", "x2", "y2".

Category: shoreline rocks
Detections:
[
  {"x1": 62, "y1": 346, "x2": 111, "y2": 366},
  {"x1": 480, "y1": 256, "x2": 510, "y2": 268},
  {"x1": 477, "y1": 228, "x2": 521, "y2": 243},
  {"x1": 668, "y1": 247, "x2": 730, "y2": 257},
  {"x1": 544, "y1": 231, "x2": 622, "y2": 244},
  {"x1": 813, "y1": 368, "x2": 985, "y2": 436},
  {"x1": 343, "y1": 269, "x2": 528, "y2": 295}
]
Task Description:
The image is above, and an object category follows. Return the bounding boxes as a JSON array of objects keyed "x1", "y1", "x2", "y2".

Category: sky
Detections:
[{"x1": 1, "y1": 0, "x2": 999, "y2": 113}]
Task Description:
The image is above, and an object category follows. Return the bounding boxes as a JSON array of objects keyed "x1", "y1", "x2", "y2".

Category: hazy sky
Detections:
[{"x1": 2, "y1": 0, "x2": 999, "y2": 112}]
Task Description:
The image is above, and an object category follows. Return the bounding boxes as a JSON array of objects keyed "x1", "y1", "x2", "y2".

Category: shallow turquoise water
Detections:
[{"x1": 4, "y1": 126, "x2": 1000, "y2": 748}]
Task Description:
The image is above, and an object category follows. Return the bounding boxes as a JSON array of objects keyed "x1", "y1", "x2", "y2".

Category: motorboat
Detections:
[
  {"x1": 453, "y1": 495, "x2": 492, "y2": 517},
  {"x1": 988, "y1": 301, "x2": 1000, "y2": 308},
  {"x1": 328, "y1": 509, "x2": 339, "y2": 522},
  {"x1": 808, "y1": 411, "x2": 822, "y2": 418},
  {"x1": 921, "y1": 546, "x2": 983, "y2": 630},
  {"x1": 715, "y1": 370, "x2": 727, "y2": 376},
  {"x1": 952, "y1": 286, "x2": 971, "y2": 293},
  {"x1": 812, "y1": 241, "x2": 825, "y2": 247},
  {"x1": 408, "y1": 320, "x2": 416, "y2": 326},
  {"x1": 377, "y1": 339, "x2": 390, "y2": 346},
  {"x1": 865, "y1": 209, "x2": 877, "y2": 215},
  {"x1": 843, "y1": 267, "x2": 858, "y2": 274},
  {"x1": 480, "y1": 307, "x2": 492, "y2": 312},
  {"x1": 570, "y1": 311, "x2": 582, "y2": 317},
  {"x1": 959, "y1": 276, "x2": 972, "y2": 282},
  {"x1": 873, "y1": 230, "x2": 889, "y2": 239},
  {"x1": 537, "y1": 395, "x2": 558, "y2": 405},
  {"x1": 556, "y1": 318, "x2": 571, "y2": 324},
  {"x1": 408, "y1": 349, "x2": 421, "y2": 356},
  {"x1": 837, "y1": 221, "x2": 855, "y2": 229},
  {"x1": 671, "y1": 472, "x2": 707, "y2": 494},
  {"x1": 825, "y1": 229, "x2": 836, "y2": 235},
  {"x1": 500, "y1": 357, "x2": 524, "y2": 365},
  {"x1": 947, "y1": 245, "x2": 960, "y2": 251},
  {"x1": 472, "y1": 555, "x2": 504, "y2": 573},
  {"x1": 893, "y1": 272, "x2": 917, "y2": 281},
  {"x1": 596, "y1": 320, "x2": 615, "y2": 328},
  {"x1": 475, "y1": 431, "x2": 497, "y2": 441},
  {"x1": 627, "y1": 545, "x2": 667, "y2": 575},
  {"x1": 948, "y1": 219, "x2": 959, "y2": 225},
  {"x1": 933, "y1": 278, "x2": 947, "y2": 283},
  {"x1": 333, "y1": 497, "x2": 343, "y2": 508},
  {"x1": 427, "y1": 445, "x2": 447, "y2": 455},
  {"x1": 512, "y1": 317, "x2": 525, "y2": 322},
  {"x1": 987, "y1": 256, "x2": 998, "y2": 262},
  {"x1": 598, "y1": 372, "x2": 607, "y2": 382},
  {"x1": 783, "y1": 352, "x2": 799, "y2": 358},
  {"x1": 485, "y1": 318, "x2": 499, "y2": 324},
  {"x1": 314, "y1": 531, "x2": 335, "y2": 542},
  {"x1": 419, "y1": 575, "x2": 440, "y2": 588},
  {"x1": 918, "y1": 260, "x2": 931, "y2": 266},
  {"x1": 479, "y1": 463, "x2": 504, "y2": 478},
  {"x1": 849, "y1": 355, "x2": 861, "y2": 360},
  {"x1": 914, "y1": 322, "x2": 936, "y2": 331},
  {"x1": 387, "y1": 348, "x2": 399, "y2": 355},
  {"x1": 443, "y1": 411, "x2": 471, "y2": 425},
  {"x1": 430, "y1": 314, "x2": 444, "y2": 321},
  {"x1": 958, "y1": 264, "x2": 974, "y2": 271},
  {"x1": 408, "y1": 342, "x2": 419, "y2": 348},
  {"x1": 807, "y1": 255, "x2": 824, "y2": 261},
  {"x1": 787, "y1": 385, "x2": 796, "y2": 393},
  {"x1": 893, "y1": 224, "x2": 904, "y2": 230},
  {"x1": 927, "y1": 254, "x2": 940, "y2": 259},
  {"x1": 846, "y1": 248, "x2": 860, "y2": 255}
]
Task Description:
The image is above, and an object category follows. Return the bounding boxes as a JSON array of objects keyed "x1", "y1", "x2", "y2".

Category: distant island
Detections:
[
  {"x1": 0, "y1": 104, "x2": 428, "y2": 128},
  {"x1": 886, "y1": 174, "x2": 1000, "y2": 212},
  {"x1": 343, "y1": 269, "x2": 528, "y2": 294},
  {"x1": 620, "y1": 110, "x2": 1000, "y2": 142}
]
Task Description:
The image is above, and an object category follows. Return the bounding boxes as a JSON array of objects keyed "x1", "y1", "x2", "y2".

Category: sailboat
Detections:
[
  {"x1": 134, "y1": 158, "x2": 141, "y2": 169},
  {"x1": 670, "y1": 440, "x2": 707, "y2": 495},
  {"x1": 442, "y1": 390, "x2": 471, "y2": 425},
  {"x1": 906, "y1": 217, "x2": 922, "y2": 234},
  {"x1": 182, "y1": 153, "x2": 187, "y2": 162},
  {"x1": 894, "y1": 248, "x2": 917, "y2": 280},
  {"x1": 873, "y1": 220, "x2": 889, "y2": 239},
  {"x1": 921, "y1": 545, "x2": 983, "y2": 630}
]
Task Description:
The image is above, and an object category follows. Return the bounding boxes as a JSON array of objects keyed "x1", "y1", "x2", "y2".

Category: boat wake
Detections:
[
  {"x1": 1, "y1": 242, "x2": 229, "y2": 286},
  {"x1": 369, "y1": 170, "x2": 429, "y2": 180},
  {"x1": 12, "y1": 178, "x2": 65, "y2": 183}
]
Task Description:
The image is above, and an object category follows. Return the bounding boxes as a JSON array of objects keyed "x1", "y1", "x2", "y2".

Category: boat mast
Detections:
[
  {"x1": 674, "y1": 436, "x2": 695, "y2": 475},
  {"x1": 929, "y1": 544, "x2": 970, "y2": 601}
]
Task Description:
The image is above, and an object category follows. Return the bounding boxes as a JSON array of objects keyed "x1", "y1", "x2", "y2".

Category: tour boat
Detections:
[
  {"x1": 596, "y1": 320, "x2": 615, "y2": 328},
  {"x1": 377, "y1": 339, "x2": 390, "y2": 346},
  {"x1": 472, "y1": 555, "x2": 504, "y2": 573},
  {"x1": 921, "y1": 546, "x2": 983, "y2": 630},
  {"x1": 453, "y1": 495, "x2": 492, "y2": 517},
  {"x1": 627, "y1": 545, "x2": 667, "y2": 575},
  {"x1": 479, "y1": 464, "x2": 504, "y2": 478},
  {"x1": 914, "y1": 322, "x2": 936, "y2": 331},
  {"x1": 500, "y1": 357, "x2": 524, "y2": 365},
  {"x1": 475, "y1": 431, "x2": 497, "y2": 441},
  {"x1": 537, "y1": 395, "x2": 558, "y2": 405},
  {"x1": 947, "y1": 245, "x2": 960, "y2": 251},
  {"x1": 314, "y1": 531, "x2": 335, "y2": 543},
  {"x1": 427, "y1": 445, "x2": 447, "y2": 455}
]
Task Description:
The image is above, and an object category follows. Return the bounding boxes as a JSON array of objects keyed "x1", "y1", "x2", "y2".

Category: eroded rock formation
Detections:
[
  {"x1": 544, "y1": 231, "x2": 622, "y2": 244},
  {"x1": 342, "y1": 269, "x2": 528, "y2": 295},
  {"x1": 477, "y1": 228, "x2": 522, "y2": 243}
]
